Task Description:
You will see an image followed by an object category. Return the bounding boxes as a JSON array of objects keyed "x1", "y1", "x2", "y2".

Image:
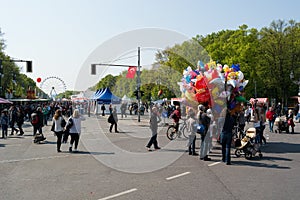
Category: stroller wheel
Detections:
[
  {"x1": 245, "y1": 152, "x2": 252, "y2": 160},
  {"x1": 259, "y1": 153, "x2": 263, "y2": 159},
  {"x1": 235, "y1": 149, "x2": 241, "y2": 158}
]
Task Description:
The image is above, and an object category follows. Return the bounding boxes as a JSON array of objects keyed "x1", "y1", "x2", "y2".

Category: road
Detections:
[{"x1": 0, "y1": 113, "x2": 300, "y2": 200}]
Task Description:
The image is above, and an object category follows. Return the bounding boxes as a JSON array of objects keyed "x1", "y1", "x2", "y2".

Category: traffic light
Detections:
[
  {"x1": 91, "y1": 64, "x2": 96, "y2": 75},
  {"x1": 133, "y1": 90, "x2": 138, "y2": 99},
  {"x1": 140, "y1": 91, "x2": 144, "y2": 97},
  {"x1": 26, "y1": 61, "x2": 32, "y2": 72}
]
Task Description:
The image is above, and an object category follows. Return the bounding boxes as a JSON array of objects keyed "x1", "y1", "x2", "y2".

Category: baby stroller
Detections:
[
  {"x1": 33, "y1": 133, "x2": 46, "y2": 144},
  {"x1": 274, "y1": 117, "x2": 288, "y2": 133},
  {"x1": 234, "y1": 128, "x2": 263, "y2": 159}
]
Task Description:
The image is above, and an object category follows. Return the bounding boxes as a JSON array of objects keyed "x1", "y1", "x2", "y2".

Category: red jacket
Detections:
[
  {"x1": 266, "y1": 110, "x2": 275, "y2": 121},
  {"x1": 172, "y1": 109, "x2": 181, "y2": 123}
]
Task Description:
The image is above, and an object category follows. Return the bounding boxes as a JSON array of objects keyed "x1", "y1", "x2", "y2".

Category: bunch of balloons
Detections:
[{"x1": 181, "y1": 61, "x2": 248, "y2": 113}]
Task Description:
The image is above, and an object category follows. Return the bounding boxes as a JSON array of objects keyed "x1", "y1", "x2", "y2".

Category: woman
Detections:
[
  {"x1": 108, "y1": 106, "x2": 119, "y2": 133},
  {"x1": 287, "y1": 109, "x2": 295, "y2": 134},
  {"x1": 68, "y1": 109, "x2": 85, "y2": 152},
  {"x1": 259, "y1": 107, "x2": 267, "y2": 145},
  {"x1": 253, "y1": 108, "x2": 261, "y2": 144},
  {"x1": 52, "y1": 110, "x2": 65, "y2": 152},
  {"x1": 186, "y1": 108, "x2": 197, "y2": 155},
  {"x1": 146, "y1": 106, "x2": 161, "y2": 151}
]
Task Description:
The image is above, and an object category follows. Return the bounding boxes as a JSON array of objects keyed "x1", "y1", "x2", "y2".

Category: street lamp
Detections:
[{"x1": 290, "y1": 71, "x2": 300, "y2": 96}]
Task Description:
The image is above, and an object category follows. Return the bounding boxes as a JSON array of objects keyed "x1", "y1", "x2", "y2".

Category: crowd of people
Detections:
[{"x1": 1, "y1": 100, "x2": 299, "y2": 164}]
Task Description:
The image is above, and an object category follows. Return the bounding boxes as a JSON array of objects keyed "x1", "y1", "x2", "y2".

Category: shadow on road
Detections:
[
  {"x1": 233, "y1": 160, "x2": 290, "y2": 169},
  {"x1": 261, "y1": 142, "x2": 300, "y2": 154}
]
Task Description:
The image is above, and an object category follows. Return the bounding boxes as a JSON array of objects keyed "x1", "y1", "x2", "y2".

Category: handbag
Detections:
[
  {"x1": 107, "y1": 114, "x2": 114, "y2": 123},
  {"x1": 197, "y1": 124, "x2": 205, "y2": 136},
  {"x1": 254, "y1": 122, "x2": 260, "y2": 128},
  {"x1": 51, "y1": 122, "x2": 55, "y2": 132},
  {"x1": 61, "y1": 118, "x2": 66, "y2": 127}
]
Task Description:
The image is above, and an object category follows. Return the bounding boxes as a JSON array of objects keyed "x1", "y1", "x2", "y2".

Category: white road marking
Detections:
[
  {"x1": 98, "y1": 188, "x2": 137, "y2": 200},
  {"x1": 166, "y1": 172, "x2": 191, "y2": 180},
  {"x1": 0, "y1": 155, "x2": 69, "y2": 164},
  {"x1": 208, "y1": 161, "x2": 221, "y2": 167}
]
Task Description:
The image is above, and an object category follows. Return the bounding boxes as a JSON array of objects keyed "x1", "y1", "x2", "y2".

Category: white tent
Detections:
[{"x1": 122, "y1": 95, "x2": 133, "y2": 103}]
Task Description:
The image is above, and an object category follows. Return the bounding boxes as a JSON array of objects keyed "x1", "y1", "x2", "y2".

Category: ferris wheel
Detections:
[{"x1": 40, "y1": 76, "x2": 67, "y2": 99}]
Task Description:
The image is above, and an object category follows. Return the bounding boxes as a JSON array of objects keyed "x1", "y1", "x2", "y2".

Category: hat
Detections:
[{"x1": 198, "y1": 104, "x2": 205, "y2": 111}]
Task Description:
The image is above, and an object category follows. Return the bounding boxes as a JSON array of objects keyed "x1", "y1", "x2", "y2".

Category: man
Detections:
[
  {"x1": 31, "y1": 107, "x2": 44, "y2": 136},
  {"x1": 221, "y1": 109, "x2": 236, "y2": 165},
  {"x1": 197, "y1": 104, "x2": 211, "y2": 161},
  {"x1": 146, "y1": 106, "x2": 161, "y2": 151},
  {"x1": 266, "y1": 106, "x2": 276, "y2": 132},
  {"x1": 170, "y1": 106, "x2": 181, "y2": 136}
]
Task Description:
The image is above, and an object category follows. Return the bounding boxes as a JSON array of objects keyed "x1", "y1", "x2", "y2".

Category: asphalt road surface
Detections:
[{"x1": 1, "y1": 113, "x2": 300, "y2": 200}]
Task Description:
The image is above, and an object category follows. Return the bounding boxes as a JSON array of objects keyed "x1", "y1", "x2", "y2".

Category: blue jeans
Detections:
[
  {"x1": 296, "y1": 113, "x2": 300, "y2": 121},
  {"x1": 221, "y1": 131, "x2": 232, "y2": 164},
  {"x1": 269, "y1": 120, "x2": 274, "y2": 132}
]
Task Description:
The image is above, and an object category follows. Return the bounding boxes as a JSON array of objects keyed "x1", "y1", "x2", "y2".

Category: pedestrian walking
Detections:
[
  {"x1": 101, "y1": 104, "x2": 106, "y2": 116},
  {"x1": 9, "y1": 105, "x2": 19, "y2": 135},
  {"x1": 146, "y1": 106, "x2": 161, "y2": 151},
  {"x1": 121, "y1": 103, "x2": 127, "y2": 118},
  {"x1": 220, "y1": 109, "x2": 236, "y2": 165},
  {"x1": 31, "y1": 107, "x2": 44, "y2": 136},
  {"x1": 109, "y1": 103, "x2": 113, "y2": 115},
  {"x1": 186, "y1": 108, "x2": 198, "y2": 155},
  {"x1": 170, "y1": 105, "x2": 181, "y2": 137},
  {"x1": 197, "y1": 104, "x2": 211, "y2": 161},
  {"x1": 42, "y1": 105, "x2": 49, "y2": 126},
  {"x1": 287, "y1": 109, "x2": 295, "y2": 134},
  {"x1": 108, "y1": 106, "x2": 119, "y2": 133},
  {"x1": 16, "y1": 107, "x2": 25, "y2": 135},
  {"x1": 1, "y1": 109, "x2": 9, "y2": 138},
  {"x1": 259, "y1": 107, "x2": 267, "y2": 145},
  {"x1": 68, "y1": 109, "x2": 85, "y2": 152},
  {"x1": 52, "y1": 110, "x2": 66, "y2": 152},
  {"x1": 266, "y1": 106, "x2": 276, "y2": 132},
  {"x1": 31, "y1": 107, "x2": 46, "y2": 143}
]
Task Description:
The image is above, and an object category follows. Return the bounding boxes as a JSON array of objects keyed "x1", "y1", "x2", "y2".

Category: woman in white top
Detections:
[
  {"x1": 52, "y1": 109, "x2": 65, "y2": 152},
  {"x1": 68, "y1": 109, "x2": 85, "y2": 152}
]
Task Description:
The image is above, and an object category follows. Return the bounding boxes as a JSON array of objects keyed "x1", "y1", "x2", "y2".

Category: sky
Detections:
[{"x1": 0, "y1": 0, "x2": 299, "y2": 93}]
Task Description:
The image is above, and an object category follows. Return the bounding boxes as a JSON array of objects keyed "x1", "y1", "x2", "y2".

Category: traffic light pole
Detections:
[
  {"x1": 91, "y1": 47, "x2": 142, "y2": 122},
  {"x1": 137, "y1": 47, "x2": 141, "y2": 122}
]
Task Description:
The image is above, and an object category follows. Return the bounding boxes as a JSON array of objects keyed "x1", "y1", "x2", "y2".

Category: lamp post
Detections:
[{"x1": 290, "y1": 71, "x2": 300, "y2": 96}]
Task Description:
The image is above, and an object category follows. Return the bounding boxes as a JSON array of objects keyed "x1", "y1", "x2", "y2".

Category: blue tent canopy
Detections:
[
  {"x1": 94, "y1": 88, "x2": 121, "y2": 104},
  {"x1": 90, "y1": 88, "x2": 104, "y2": 100}
]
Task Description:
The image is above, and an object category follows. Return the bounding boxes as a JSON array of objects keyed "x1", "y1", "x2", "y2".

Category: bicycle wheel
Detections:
[
  {"x1": 181, "y1": 126, "x2": 188, "y2": 139},
  {"x1": 167, "y1": 126, "x2": 178, "y2": 140}
]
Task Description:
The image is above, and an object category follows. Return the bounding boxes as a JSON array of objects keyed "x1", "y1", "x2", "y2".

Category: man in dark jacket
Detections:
[{"x1": 31, "y1": 107, "x2": 44, "y2": 136}]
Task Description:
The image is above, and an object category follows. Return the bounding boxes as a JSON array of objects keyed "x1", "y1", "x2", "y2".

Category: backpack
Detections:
[{"x1": 31, "y1": 113, "x2": 39, "y2": 125}]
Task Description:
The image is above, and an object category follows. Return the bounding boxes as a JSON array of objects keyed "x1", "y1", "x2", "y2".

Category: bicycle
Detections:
[{"x1": 166, "y1": 118, "x2": 188, "y2": 140}]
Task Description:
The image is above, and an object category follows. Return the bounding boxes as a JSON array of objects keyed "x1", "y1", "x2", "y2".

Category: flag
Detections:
[{"x1": 126, "y1": 66, "x2": 137, "y2": 79}]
